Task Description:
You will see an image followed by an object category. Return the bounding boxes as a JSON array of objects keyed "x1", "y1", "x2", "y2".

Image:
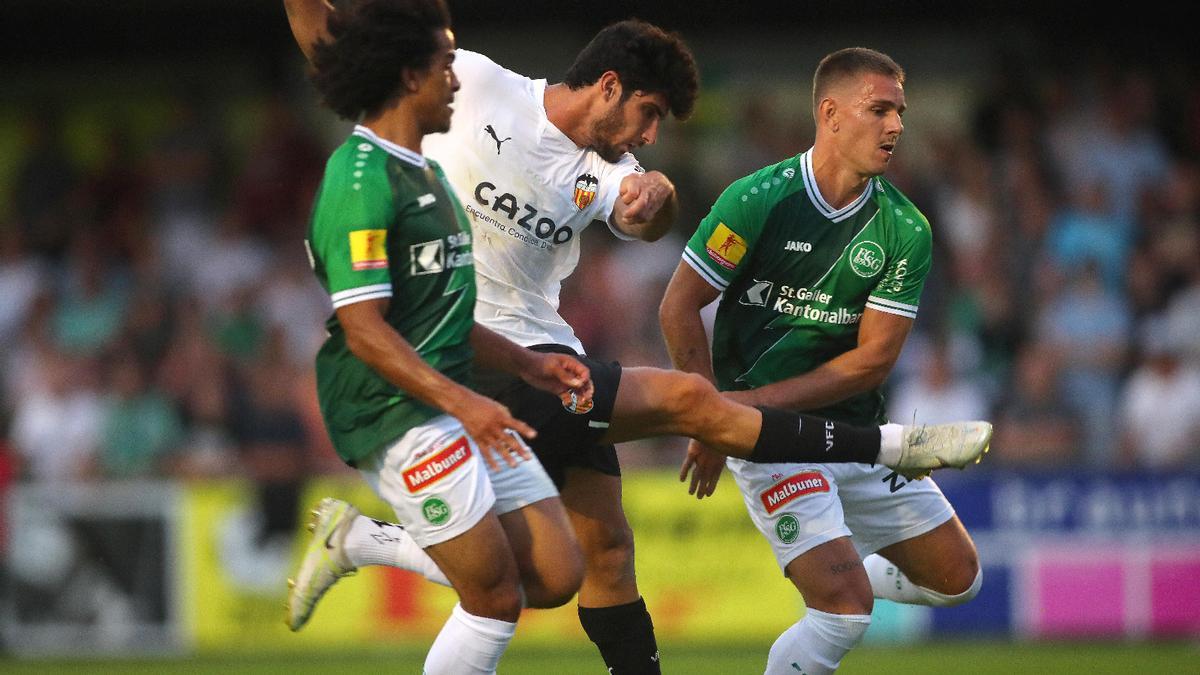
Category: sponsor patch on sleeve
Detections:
[
  {"x1": 349, "y1": 229, "x2": 388, "y2": 271},
  {"x1": 705, "y1": 223, "x2": 747, "y2": 270},
  {"x1": 760, "y1": 471, "x2": 829, "y2": 514},
  {"x1": 403, "y1": 436, "x2": 472, "y2": 492}
]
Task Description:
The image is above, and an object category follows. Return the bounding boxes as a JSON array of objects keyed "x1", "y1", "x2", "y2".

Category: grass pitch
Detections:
[{"x1": 2, "y1": 640, "x2": 1197, "y2": 674}]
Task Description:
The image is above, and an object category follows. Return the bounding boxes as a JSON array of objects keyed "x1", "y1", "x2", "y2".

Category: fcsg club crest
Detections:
[{"x1": 573, "y1": 173, "x2": 599, "y2": 210}]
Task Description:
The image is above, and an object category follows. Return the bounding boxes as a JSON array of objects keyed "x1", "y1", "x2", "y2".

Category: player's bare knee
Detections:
[
  {"x1": 523, "y1": 573, "x2": 582, "y2": 609},
  {"x1": 539, "y1": 582, "x2": 580, "y2": 609},
  {"x1": 941, "y1": 563, "x2": 983, "y2": 605},
  {"x1": 903, "y1": 533, "x2": 980, "y2": 597},
  {"x1": 452, "y1": 554, "x2": 523, "y2": 619},
  {"x1": 588, "y1": 547, "x2": 636, "y2": 588},
  {"x1": 664, "y1": 371, "x2": 720, "y2": 427},
  {"x1": 953, "y1": 554, "x2": 981, "y2": 592},
  {"x1": 911, "y1": 561, "x2": 982, "y2": 607},
  {"x1": 458, "y1": 582, "x2": 523, "y2": 621},
  {"x1": 799, "y1": 581, "x2": 874, "y2": 616},
  {"x1": 581, "y1": 524, "x2": 636, "y2": 585},
  {"x1": 843, "y1": 585, "x2": 874, "y2": 616},
  {"x1": 523, "y1": 552, "x2": 584, "y2": 609},
  {"x1": 933, "y1": 568, "x2": 983, "y2": 607},
  {"x1": 809, "y1": 592, "x2": 873, "y2": 617},
  {"x1": 799, "y1": 572, "x2": 873, "y2": 614},
  {"x1": 934, "y1": 550, "x2": 981, "y2": 598}
]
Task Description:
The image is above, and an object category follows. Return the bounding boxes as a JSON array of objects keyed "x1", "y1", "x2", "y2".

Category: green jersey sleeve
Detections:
[
  {"x1": 309, "y1": 147, "x2": 396, "y2": 308},
  {"x1": 864, "y1": 199, "x2": 932, "y2": 320},
  {"x1": 682, "y1": 167, "x2": 779, "y2": 292}
]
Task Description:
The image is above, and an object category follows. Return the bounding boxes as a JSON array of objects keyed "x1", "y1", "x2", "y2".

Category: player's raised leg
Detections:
[{"x1": 600, "y1": 367, "x2": 990, "y2": 472}]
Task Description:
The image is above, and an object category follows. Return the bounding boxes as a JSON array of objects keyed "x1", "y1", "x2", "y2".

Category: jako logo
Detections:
[
  {"x1": 785, "y1": 241, "x2": 812, "y2": 252},
  {"x1": 403, "y1": 437, "x2": 471, "y2": 492},
  {"x1": 760, "y1": 471, "x2": 830, "y2": 514}
]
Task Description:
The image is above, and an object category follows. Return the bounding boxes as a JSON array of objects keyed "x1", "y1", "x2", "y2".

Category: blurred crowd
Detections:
[
  {"x1": 887, "y1": 59, "x2": 1200, "y2": 472},
  {"x1": 1, "y1": 52, "x2": 1198, "y2": 519},
  {"x1": 0, "y1": 93, "x2": 346, "y2": 554}
]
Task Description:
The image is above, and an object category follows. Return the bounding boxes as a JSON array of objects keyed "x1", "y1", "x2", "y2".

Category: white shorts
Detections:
[
  {"x1": 358, "y1": 414, "x2": 558, "y2": 548},
  {"x1": 727, "y1": 458, "x2": 955, "y2": 572}
]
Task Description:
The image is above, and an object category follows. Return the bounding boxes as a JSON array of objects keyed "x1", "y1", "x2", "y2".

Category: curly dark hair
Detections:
[
  {"x1": 563, "y1": 19, "x2": 699, "y2": 121},
  {"x1": 310, "y1": 0, "x2": 452, "y2": 121}
]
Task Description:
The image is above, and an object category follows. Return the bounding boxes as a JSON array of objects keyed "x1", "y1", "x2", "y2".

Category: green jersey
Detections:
[
  {"x1": 307, "y1": 126, "x2": 477, "y2": 464},
  {"x1": 683, "y1": 149, "x2": 932, "y2": 426}
]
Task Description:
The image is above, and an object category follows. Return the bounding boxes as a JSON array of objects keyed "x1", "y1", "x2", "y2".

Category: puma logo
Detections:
[{"x1": 484, "y1": 124, "x2": 511, "y2": 154}]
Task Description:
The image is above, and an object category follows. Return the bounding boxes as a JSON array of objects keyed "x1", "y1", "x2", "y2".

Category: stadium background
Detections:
[{"x1": 1, "y1": 1, "x2": 1197, "y2": 672}]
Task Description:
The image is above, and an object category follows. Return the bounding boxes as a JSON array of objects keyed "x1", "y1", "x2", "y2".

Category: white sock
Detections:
[
  {"x1": 765, "y1": 608, "x2": 870, "y2": 675},
  {"x1": 424, "y1": 602, "x2": 516, "y2": 675},
  {"x1": 876, "y1": 423, "x2": 903, "y2": 465},
  {"x1": 862, "y1": 553, "x2": 982, "y2": 607},
  {"x1": 342, "y1": 515, "x2": 451, "y2": 586}
]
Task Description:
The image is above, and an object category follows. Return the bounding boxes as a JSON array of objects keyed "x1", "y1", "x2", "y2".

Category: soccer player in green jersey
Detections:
[
  {"x1": 295, "y1": 2, "x2": 595, "y2": 671},
  {"x1": 661, "y1": 48, "x2": 986, "y2": 674},
  {"x1": 285, "y1": 5, "x2": 989, "y2": 672}
]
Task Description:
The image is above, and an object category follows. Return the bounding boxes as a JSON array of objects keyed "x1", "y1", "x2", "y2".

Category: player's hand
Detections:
[
  {"x1": 679, "y1": 440, "x2": 726, "y2": 499},
  {"x1": 521, "y1": 352, "x2": 595, "y2": 413},
  {"x1": 618, "y1": 171, "x2": 674, "y2": 224},
  {"x1": 451, "y1": 391, "x2": 535, "y2": 471}
]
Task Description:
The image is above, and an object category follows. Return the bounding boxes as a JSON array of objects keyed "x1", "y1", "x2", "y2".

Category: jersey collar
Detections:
[
  {"x1": 800, "y1": 149, "x2": 874, "y2": 223},
  {"x1": 535, "y1": 80, "x2": 582, "y2": 152},
  {"x1": 352, "y1": 125, "x2": 428, "y2": 168}
]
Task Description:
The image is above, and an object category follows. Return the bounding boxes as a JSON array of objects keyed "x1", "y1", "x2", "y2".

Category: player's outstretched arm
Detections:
[
  {"x1": 338, "y1": 299, "x2": 534, "y2": 469},
  {"x1": 611, "y1": 170, "x2": 678, "y2": 242},
  {"x1": 468, "y1": 325, "x2": 594, "y2": 408},
  {"x1": 283, "y1": 0, "x2": 335, "y2": 63}
]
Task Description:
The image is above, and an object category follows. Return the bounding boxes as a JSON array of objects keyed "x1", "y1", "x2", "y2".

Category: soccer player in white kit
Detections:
[{"x1": 283, "y1": 5, "x2": 991, "y2": 672}]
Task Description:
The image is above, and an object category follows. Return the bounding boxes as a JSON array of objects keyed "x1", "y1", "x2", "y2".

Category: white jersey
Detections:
[{"x1": 424, "y1": 50, "x2": 642, "y2": 354}]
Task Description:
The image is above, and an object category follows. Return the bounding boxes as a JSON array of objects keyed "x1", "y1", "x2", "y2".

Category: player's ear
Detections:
[
  {"x1": 400, "y1": 66, "x2": 424, "y2": 94},
  {"x1": 819, "y1": 97, "x2": 839, "y2": 132},
  {"x1": 599, "y1": 71, "x2": 622, "y2": 102}
]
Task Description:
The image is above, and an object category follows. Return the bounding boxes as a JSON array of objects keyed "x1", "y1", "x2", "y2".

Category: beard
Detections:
[{"x1": 589, "y1": 104, "x2": 627, "y2": 163}]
